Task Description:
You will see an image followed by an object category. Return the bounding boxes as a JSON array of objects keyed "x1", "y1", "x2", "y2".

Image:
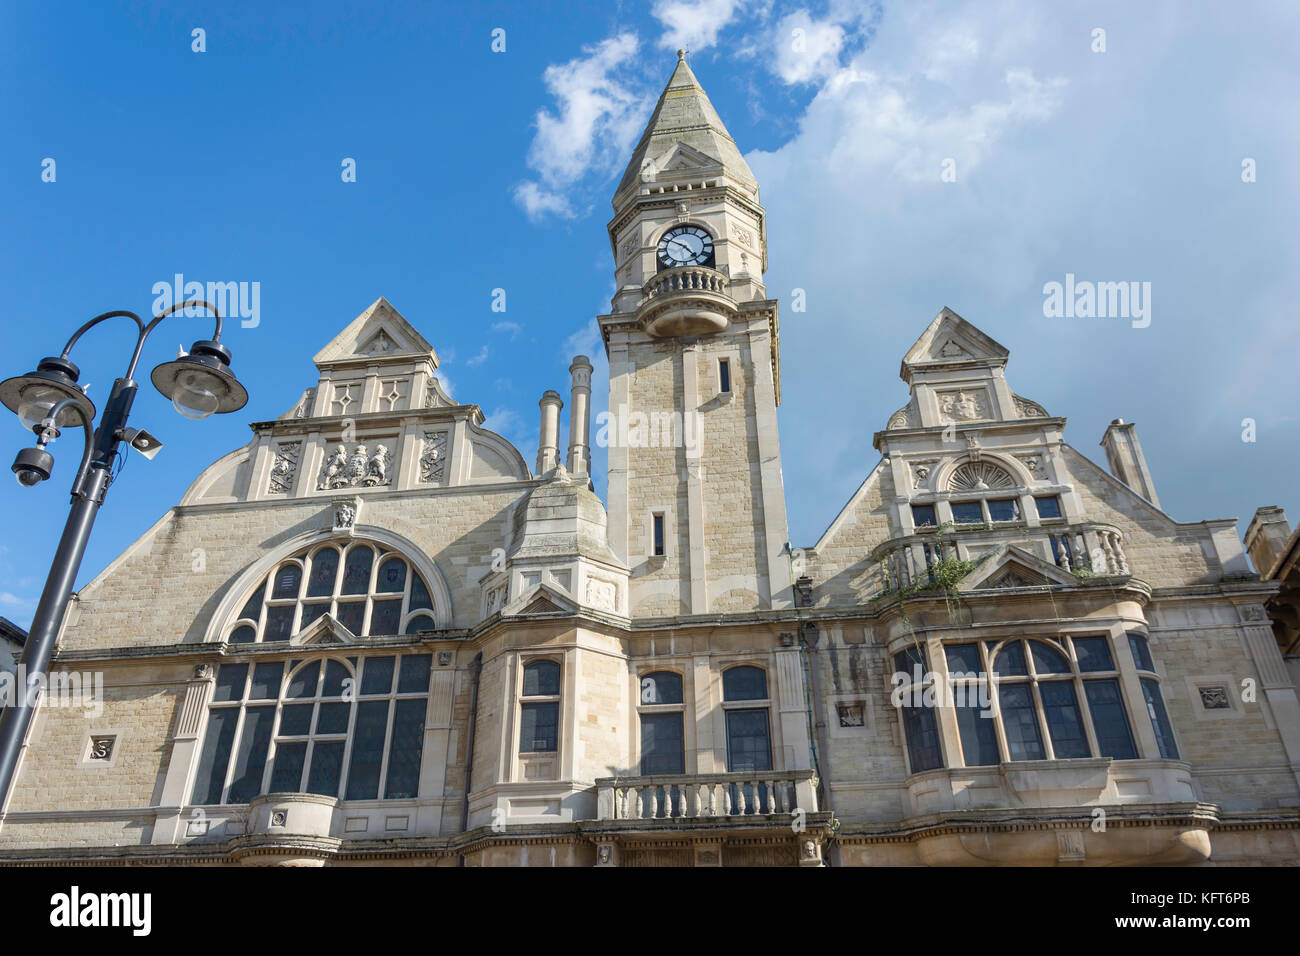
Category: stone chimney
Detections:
[
  {"x1": 1246, "y1": 506, "x2": 1291, "y2": 578},
  {"x1": 1100, "y1": 419, "x2": 1160, "y2": 508},
  {"x1": 566, "y1": 356, "x2": 593, "y2": 477},
  {"x1": 536, "y1": 390, "x2": 563, "y2": 476}
]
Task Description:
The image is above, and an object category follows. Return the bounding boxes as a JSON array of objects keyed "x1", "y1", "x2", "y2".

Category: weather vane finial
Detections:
[{"x1": 678, "y1": 48, "x2": 687, "y2": 61}]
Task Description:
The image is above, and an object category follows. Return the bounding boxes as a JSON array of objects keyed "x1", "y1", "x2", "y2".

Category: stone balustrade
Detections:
[
  {"x1": 595, "y1": 770, "x2": 818, "y2": 822},
  {"x1": 642, "y1": 265, "x2": 730, "y2": 301},
  {"x1": 874, "y1": 521, "x2": 1130, "y2": 592}
]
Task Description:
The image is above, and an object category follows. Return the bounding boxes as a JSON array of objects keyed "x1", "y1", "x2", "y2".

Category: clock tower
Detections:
[{"x1": 599, "y1": 51, "x2": 792, "y2": 616}]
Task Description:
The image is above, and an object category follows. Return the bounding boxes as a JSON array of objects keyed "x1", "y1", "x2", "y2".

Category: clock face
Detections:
[{"x1": 657, "y1": 225, "x2": 714, "y2": 269}]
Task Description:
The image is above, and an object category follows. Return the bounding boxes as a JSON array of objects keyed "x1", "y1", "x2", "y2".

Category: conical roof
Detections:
[{"x1": 614, "y1": 51, "x2": 757, "y2": 199}]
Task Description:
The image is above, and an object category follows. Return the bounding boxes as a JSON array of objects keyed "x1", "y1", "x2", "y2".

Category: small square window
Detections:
[
  {"x1": 911, "y1": 504, "x2": 937, "y2": 528},
  {"x1": 1034, "y1": 496, "x2": 1062, "y2": 520},
  {"x1": 987, "y1": 498, "x2": 1021, "y2": 522},
  {"x1": 951, "y1": 501, "x2": 983, "y2": 524},
  {"x1": 718, "y1": 358, "x2": 731, "y2": 394}
]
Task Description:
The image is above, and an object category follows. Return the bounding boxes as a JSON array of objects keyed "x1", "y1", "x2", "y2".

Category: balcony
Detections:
[
  {"x1": 873, "y1": 521, "x2": 1130, "y2": 593},
  {"x1": 595, "y1": 770, "x2": 818, "y2": 822},
  {"x1": 637, "y1": 265, "x2": 736, "y2": 337}
]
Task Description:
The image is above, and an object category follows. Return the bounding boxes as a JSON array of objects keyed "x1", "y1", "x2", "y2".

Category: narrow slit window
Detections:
[
  {"x1": 719, "y1": 358, "x2": 731, "y2": 393},
  {"x1": 652, "y1": 513, "x2": 665, "y2": 556}
]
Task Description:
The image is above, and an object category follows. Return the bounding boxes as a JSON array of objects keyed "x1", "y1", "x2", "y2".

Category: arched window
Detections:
[
  {"x1": 190, "y1": 652, "x2": 432, "y2": 806},
  {"x1": 226, "y1": 540, "x2": 437, "y2": 643}
]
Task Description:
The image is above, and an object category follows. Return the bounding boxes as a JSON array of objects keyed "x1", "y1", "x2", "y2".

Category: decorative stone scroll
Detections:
[
  {"x1": 268, "y1": 442, "x2": 301, "y2": 495},
  {"x1": 1013, "y1": 394, "x2": 1049, "y2": 418},
  {"x1": 319, "y1": 443, "x2": 392, "y2": 490},
  {"x1": 419, "y1": 431, "x2": 448, "y2": 484}
]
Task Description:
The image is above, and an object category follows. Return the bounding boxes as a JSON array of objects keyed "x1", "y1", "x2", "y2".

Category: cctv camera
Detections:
[{"x1": 12, "y1": 445, "x2": 53, "y2": 487}]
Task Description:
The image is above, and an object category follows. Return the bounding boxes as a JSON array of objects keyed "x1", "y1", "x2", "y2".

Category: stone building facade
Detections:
[{"x1": 2, "y1": 53, "x2": 1298, "y2": 866}]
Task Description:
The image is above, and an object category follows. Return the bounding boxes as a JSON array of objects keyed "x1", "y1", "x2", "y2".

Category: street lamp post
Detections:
[{"x1": 0, "y1": 300, "x2": 249, "y2": 810}]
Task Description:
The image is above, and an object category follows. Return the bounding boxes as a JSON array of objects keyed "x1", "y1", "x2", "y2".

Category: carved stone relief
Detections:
[
  {"x1": 937, "y1": 389, "x2": 989, "y2": 422},
  {"x1": 319, "y1": 443, "x2": 392, "y2": 490},
  {"x1": 585, "y1": 578, "x2": 617, "y2": 612},
  {"x1": 419, "y1": 431, "x2": 448, "y2": 484},
  {"x1": 268, "y1": 442, "x2": 301, "y2": 495}
]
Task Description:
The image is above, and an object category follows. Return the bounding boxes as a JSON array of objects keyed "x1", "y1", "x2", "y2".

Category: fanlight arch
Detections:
[
  {"x1": 947, "y1": 460, "x2": 1017, "y2": 493},
  {"x1": 207, "y1": 527, "x2": 452, "y2": 643}
]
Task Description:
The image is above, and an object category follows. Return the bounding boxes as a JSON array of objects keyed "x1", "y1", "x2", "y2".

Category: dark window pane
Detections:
[
  {"x1": 1073, "y1": 636, "x2": 1114, "y2": 672},
  {"x1": 264, "y1": 605, "x2": 295, "y2": 642},
  {"x1": 227, "y1": 705, "x2": 275, "y2": 803},
  {"x1": 403, "y1": 613, "x2": 436, "y2": 635},
  {"x1": 998, "y1": 684, "x2": 1044, "y2": 760},
  {"x1": 952, "y1": 501, "x2": 983, "y2": 524},
  {"x1": 335, "y1": 601, "x2": 365, "y2": 635},
  {"x1": 368, "y1": 599, "x2": 402, "y2": 636},
  {"x1": 322, "y1": 659, "x2": 350, "y2": 697},
  {"x1": 911, "y1": 504, "x2": 937, "y2": 527},
  {"x1": 249, "y1": 662, "x2": 283, "y2": 699},
  {"x1": 898, "y1": 701, "x2": 942, "y2": 773},
  {"x1": 955, "y1": 696, "x2": 1000, "y2": 766},
  {"x1": 719, "y1": 359, "x2": 731, "y2": 393},
  {"x1": 640, "y1": 671, "x2": 683, "y2": 705},
  {"x1": 990, "y1": 641, "x2": 1027, "y2": 676},
  {"x1": 397, "y1": 655, "x2": 432, "y2": 694},
  {"x1": 229, "y1": 624, "x2": 257, "y2": 645},
  {"x1": 523, "y1": 660, "x2": 560, "y2": 697},
  {"x1": 988, "y1": 498, "x2": 1021, "y2": 522},
  {"x1": 306, "y1": 547, "x2": 339, "y2": 597},
  {"x1": 1141, "y1": 678, "x2": 1179, "y2": 759},
  {"x1": 1085, "y1": 679, "x2": 1137, "y2": 759},
  {"x1": 385, "y1": 698, "x2": 426, "y2": 799},
  {"x1": 376, "y1": 557, "x2": 406, "y2": 594},
  {"x1": 298, "y1": 602, "x2": 329, "y2": 632},
  {"x1": 1034, "y1": 496, "x2": 1062, "y2": 520},
  {"x1": 944, "y1": 643, "x2": 982, "y2": 677},
  {"x1": 269, "y1": 741, "x2": 307, "y2": 793},
  {"x1": 641, "y1": 712, "x2": 685, "y2": 774},
  {"x1": 1030, "y1": 641, "x2": 1070, "y2": 674},
  {"x1": 278, "y1": 703, "x2": 313, "y2": 736},
  {"x1": 409, "y1": 574, "x2": 432, "y2": 611},
  {"x1": 722, "y1": 666, "x2": 767, "y2": 701},
  {"x1": 287, "y1": 661, "x2": 320, "y2": 699},
  {"x1": 341, "y1": 546, "x2": 374, "y2": 595},
  {"x1": 272, "y1": 565, "x2": 302, "y2": 600},
  {"x1": 653, "y1": 514, "x2": 665, "y2": 556},
  {"x1": 239, "y1": 586, "x2": 264, "y2": 622},
  {"x1": 213, "y1": 664, "x2": 248, "y2": 702},
  {"x1": 316, "y1": 701, "x2": 351, "y2": 735},
  {"x1": 893, "y1": 644, "x2": 928, "y2": 677},
  {"x1": 306, "y1": 740, "x2": 345, "y2": 797},
  {"x1": 725, "y1": 709, "x2": 773, "y2": 772},
  {"x1": 1040, "y1": 681, "x2": 1089, "y2": 758},
  {"x1": 361, "y1": 656, "x2": 395, "y2": 695},
  {"x1": 1128, "y1": 633, "x2": 1155, "y2": 671},
  {"x1": 520, "y1": 701, "x2": 559, "y2": 752},
  {"x1": 191, "y1": 709, "x2": 238, "y2": 804}
]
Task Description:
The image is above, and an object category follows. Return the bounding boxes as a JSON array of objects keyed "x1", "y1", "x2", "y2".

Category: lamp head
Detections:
[
  {"x1": 0, "y1": 357, "x2": 96, "y2": 431},
  {"x1": 150, "y1": 340, "x2": 248, "y2": 420}
]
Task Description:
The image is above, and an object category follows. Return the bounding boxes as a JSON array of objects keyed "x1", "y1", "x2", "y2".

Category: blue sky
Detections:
[{"x1": 1, "y1": 0, "x2": 1298, "y2": 628}]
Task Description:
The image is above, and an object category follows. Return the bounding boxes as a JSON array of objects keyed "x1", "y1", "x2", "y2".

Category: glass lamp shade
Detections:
[
  {"x1": 150, "y1": 340, "x2": 248, "y2": 418},
  {"x1": 0, "y1": 357, "x2": 96, "y2": 431}
]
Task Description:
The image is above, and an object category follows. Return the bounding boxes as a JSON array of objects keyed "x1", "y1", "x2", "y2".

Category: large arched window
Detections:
[
  {"x1": 226, "y1": 540, "x2": 437, "y2": 643},
  {"x1": 190, "y1": 652, "x2": 432, "y2": 805}
]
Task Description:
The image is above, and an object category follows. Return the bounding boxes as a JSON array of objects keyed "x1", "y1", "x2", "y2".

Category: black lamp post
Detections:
[{"x1": 0, "y1": 300, "x2": 248, "y2": 809}]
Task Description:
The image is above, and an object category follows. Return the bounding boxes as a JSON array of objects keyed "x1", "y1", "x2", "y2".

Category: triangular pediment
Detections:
[
  {"x1": 313, "y1": 297, "x2": 438, "y2": 367},
  {"x1": 290, "y1": 613, "x2": 355, "y2": 646},
  {"x1": 900, "y1": 308, "x2": 1010, "y2": 381},
  {"x1": 959, "y1": 545, "x2": 1080, "y2": 592},
  {"x1": 503, "y1": 582, "x2": 579, "y2": 617},
  {"x1": 647, "y1": 142, "x2": 723, "y2": 179}
]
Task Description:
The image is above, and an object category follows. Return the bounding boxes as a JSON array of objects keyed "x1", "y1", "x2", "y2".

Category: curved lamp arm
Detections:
[
  {"x1": 40, "y1": 397, "x2": 96, "y2": 498},
  {"x1": 126, "y1": 299, "x2": 224, "y2": 379}
]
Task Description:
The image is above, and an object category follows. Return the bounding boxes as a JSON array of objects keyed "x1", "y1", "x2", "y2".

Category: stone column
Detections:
[
  {"x1": 566, "y1": 356, "x2": 593, "y2": 477},
  {"x1": 536, "y1": 390, "x2": 563, "y2": 476}
]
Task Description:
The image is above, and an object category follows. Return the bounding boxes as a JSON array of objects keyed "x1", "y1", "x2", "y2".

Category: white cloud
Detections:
[
  {"x1": 515, "y1": 33, "x2": 649, "y2": 221},
  {"x1": 771, "y1": 9, "x2": 847, "y2": 85},
  {"x1": 653, "y1": 0, "x2": 749, "y2": 52},
  {"x1": 432, "y1": 370, "x2": 454, "y2": 399},
  {"x1": 0, "y1": 592, "x2": 32, "y2": 609},
  {"x1": 492, "y1": 321, "x2": 523, "y2": 339},
  {"x1": 466, "y1": 345, "x2": 490, "y2": 367}
]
